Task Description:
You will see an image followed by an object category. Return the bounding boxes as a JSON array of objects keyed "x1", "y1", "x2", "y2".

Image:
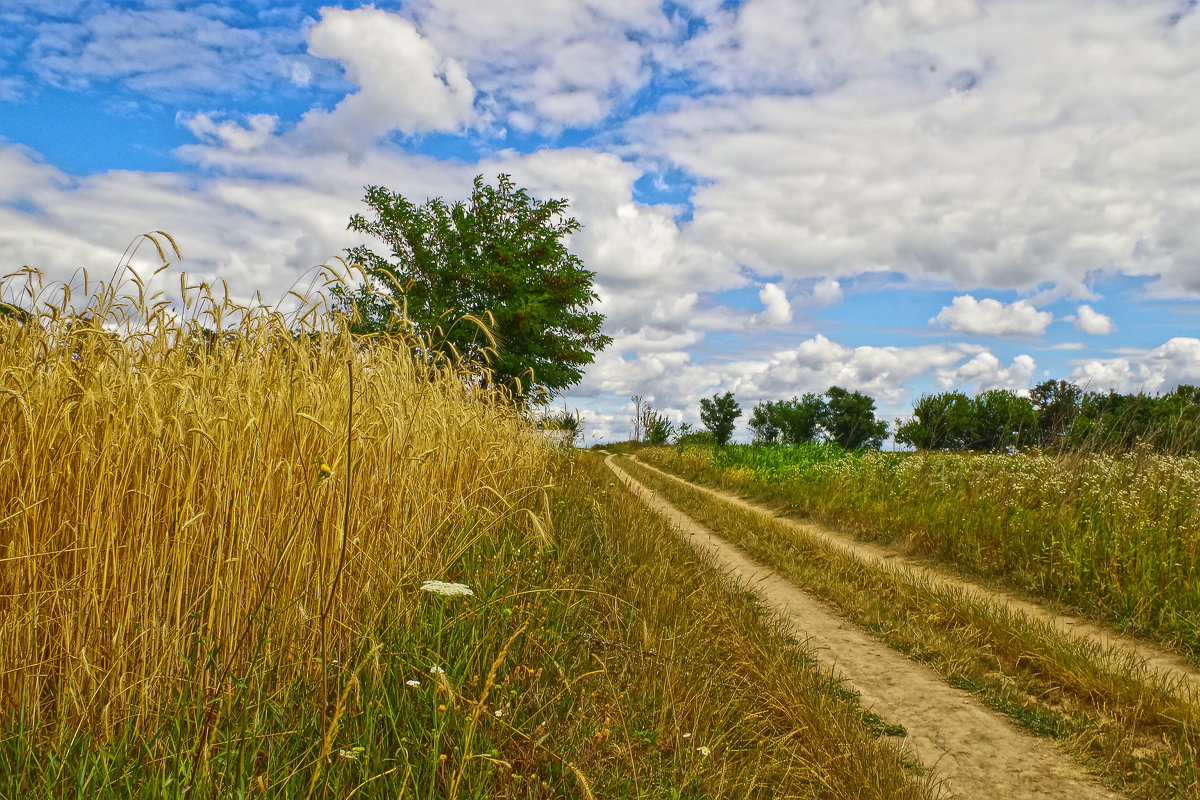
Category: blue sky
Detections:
[{"x1": 2, "y1": 0, "x2": 1199, "y2": 442}]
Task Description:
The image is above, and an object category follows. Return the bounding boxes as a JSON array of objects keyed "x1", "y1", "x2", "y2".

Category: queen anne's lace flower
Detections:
[{"x1": 420, "y1": 580, "x2": 474, "y2": 597}]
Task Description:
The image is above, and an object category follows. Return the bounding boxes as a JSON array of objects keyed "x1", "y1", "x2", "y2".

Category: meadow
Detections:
[
  {"x1": 639, "y1": 443, "x2": 1200, "y2": 661},
  {"x1": 0, "y1": 267, "x2": 932, "y2": 798}
]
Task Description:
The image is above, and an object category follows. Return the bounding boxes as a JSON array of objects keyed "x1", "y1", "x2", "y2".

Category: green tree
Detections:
[
  {"x1": 335, "y1": 174, "x2": 611, "y2": 400},
  {"x1": 750, "y1": 396, "x2": 824, "y2": 446},
  {"x1": 642, "y1": 406, "x2": 676, "y2": 446},
  {"x1": 969, "y1": 389, "x2": 1037, "y2": 452},
  {"x1": 699, "y1": 391, "x2": 742, "y2": 446},
  {"x1": 748, "y1": 402, "x2": 781, "y2": 444},
  {"x1": 896, "y1": 391, "x2": 972, "y2": 450},
  {"x1": 821, "y1": 386, "x2": 888, "y2": 450},
  {"x1": 1030, "y1": 379, "x2": 1082, "y2": 450}
]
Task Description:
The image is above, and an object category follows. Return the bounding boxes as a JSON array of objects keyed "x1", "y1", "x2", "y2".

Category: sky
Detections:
[{"x1": 2, "y1": 0, "x2": 1199, "y2": 444}]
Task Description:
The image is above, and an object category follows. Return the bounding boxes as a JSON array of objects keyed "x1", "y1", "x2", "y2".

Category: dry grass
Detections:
[{"x1": 0, "y1": 260, "x2": 934, "y2": 798}]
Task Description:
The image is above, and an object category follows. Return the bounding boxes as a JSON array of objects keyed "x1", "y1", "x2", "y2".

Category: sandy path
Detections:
[
  {"x1": 606, "y1": 454, "x2": 1121, "y2": 800},
  {"x1": 630, "y1": 455, "x2": 1200, "y2": 699}
]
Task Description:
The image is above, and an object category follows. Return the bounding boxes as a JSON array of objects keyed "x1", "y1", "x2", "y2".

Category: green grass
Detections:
[
  {"x1": 641, "y1": 444, "x2": 1200, "y2": 661},
  {"x1": 618, "y1": 455, "x2": 1200, "y2": 800}
]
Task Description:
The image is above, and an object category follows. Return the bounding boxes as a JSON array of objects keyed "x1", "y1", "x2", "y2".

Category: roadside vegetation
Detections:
[
  {"x1": 0, "y1": 266, "x2": 931, "y2": 799},
  {"x1": 640, "y1": 443, "x2": 1200, "y2": 662},
  {"x1": 616, "y1": 455, "x2": 1200, "y2": 799}
]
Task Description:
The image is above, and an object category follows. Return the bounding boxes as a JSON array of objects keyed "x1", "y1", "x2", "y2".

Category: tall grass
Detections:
[
  {"x1": 641, "y1": 444, "x2": 1200, "y2": 660},
  {"x1": 0, "y1": 262, "x2": 931, "y2": 797}
]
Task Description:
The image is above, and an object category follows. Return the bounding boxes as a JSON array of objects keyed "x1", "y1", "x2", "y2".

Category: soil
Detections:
[{"x1": 606, "y1": 454, "x2": 1124, "y2": 800}]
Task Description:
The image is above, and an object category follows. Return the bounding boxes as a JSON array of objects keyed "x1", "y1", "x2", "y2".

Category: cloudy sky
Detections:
[{"x1": 2, "y1": 0, "x2": 1199, "y2": 442}]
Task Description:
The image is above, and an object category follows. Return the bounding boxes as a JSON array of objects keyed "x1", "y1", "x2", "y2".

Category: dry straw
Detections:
[{"x1": 0, "y1": 243, "x2": 553, "y2": 735}]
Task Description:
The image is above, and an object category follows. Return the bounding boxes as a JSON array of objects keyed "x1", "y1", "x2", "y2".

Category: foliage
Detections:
[
  {"x1": 750, "y1": 395, "x2": 824, "y2": 446},
  {"x1": 699, "y1": 391, "x2": 742, "y2": 445},
  {"x1": 675, "y1": 422, "x2": 716, "y2": 447},
  {"x1": 970, "y1": 389, "x2": 1037, "y2": 451},
  {"x1": 710, "y1": 442, "x2": 858, "y2": 481},
  {"x1": 1030, "y1": 379, "x2": 1082, "y2": 450},
  {"x1": 896, "y1": 389, "x2": 1036, "y2": 452},
  {"x1": 899, "y1": 381, "x2": 1200, "y2": 454},
  {"x1": 537, "y1": 406, "x2": 583, "y2": 446},
  {"x1": 820, "y1": 386, "x2": 888, "y2": 450},
  {"x1": 335, "y1": 173, "x2": 611, "y2": 400},
  {"x1": 642, "y1": 405, "x2": 675, "y2": 446},
  {"x1": 895, "y1": 391, "x2": 973, "y2": 450}
]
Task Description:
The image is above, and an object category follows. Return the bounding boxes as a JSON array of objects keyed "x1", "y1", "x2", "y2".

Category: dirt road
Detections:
[
  {"x1": 630, "y1": 455, "x2": 1200, "y2": 699},
  {"x1": 606, "y1": 453, "x2": 1122, "y2": 800}
]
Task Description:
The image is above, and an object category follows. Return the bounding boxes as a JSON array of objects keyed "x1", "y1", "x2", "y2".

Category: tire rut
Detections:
[
  {"x1": 631, "y1": 455, "x2": 1200, "y2": 700},
  {"x1": 607, "y1": 454, "x2": 1121, "y2": 800}
]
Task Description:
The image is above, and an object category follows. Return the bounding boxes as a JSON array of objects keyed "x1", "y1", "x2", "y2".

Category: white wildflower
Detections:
[
  {"x1": 430, "y1": 665, "x2": 445, "y2": 675},
  {"x1": 420, "y1": 580, "x2": 474, "y2": 597},
  {"x1": 696, "y1": 746, "x2": 711, "y2": 756},
  {"x1": 494, "y1": 708, "x2": 505, "y2": 717},
  {"x1": 406, "y1": 679, "x2": 421, "y2": 688}
]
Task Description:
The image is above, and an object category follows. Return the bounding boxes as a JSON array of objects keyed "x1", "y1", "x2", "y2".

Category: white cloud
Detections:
[
  {"x1": 931, "y1": 295, "x2": 1053, "y2": 337},
  {"x1": 1070, "y1": 338, "x2": 1200, "y2": 393},
  {"x1": 1071, "y1": 304, "x2": 1116, "y2": 335},
  {"x1": 636, "y1": 0, "x2": 1200, "y2": 294},
  {"x1": 25, "y1": 7, "x2": 320, "y2": 97},
  {"x1": 809, "y1": 277, "x2": 844, "y2": 306},
  {"x1": 751, "y1": 282, "x2": 792, "y2": 325},
  {"x1": 935, "y1": 352, "x2": 1037, "y2": 394},
  {"x1": 180, "y1": 112, "x2": 278, "y2": 152},
  {"x1": 297, "y1": 7, "x2": 476, "y2": 145},
  {"x1": 409, "y1": 0, "x2": 665, "y2": 130},
  {"x1": 733, "y1": 334, "x2": 979, "y2": 405}
]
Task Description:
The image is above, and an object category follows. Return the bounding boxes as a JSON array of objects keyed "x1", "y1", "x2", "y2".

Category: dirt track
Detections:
[
  {"x1": 606, "y1": 453, "x2": 1122, "y2": 800},
  {"x1": 629, "y1": 455, "x2": 1200, "y2": 699}
]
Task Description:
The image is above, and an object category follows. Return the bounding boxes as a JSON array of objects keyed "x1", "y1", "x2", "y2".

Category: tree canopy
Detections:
[
  {"x1": 820, "y1": 386, "x2": 888, "y2": 450},
  {"x1": 700, "y1": 391, "x2": 742, "y2": 446},
  {"x1": 335, "y1": 174, "x2": 611, "y2": 400}
]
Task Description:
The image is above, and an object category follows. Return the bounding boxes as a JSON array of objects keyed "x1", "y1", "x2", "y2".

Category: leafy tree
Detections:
[
  {"x1": 642, "y1": 406, "x2": 676, "y2": 446},
  {"x1": 969, "y1": 389, "x2": 1037, "y2": 452},
  {"x1": 895, "y1": 391, "x2": 972, "y2": 450},
  {"x1": 1030, "y1": 379, "x2": 1082, "y2": 450},
  {"x1": 750, "y1": 395, "x2": 824, "y2": 446},
  {"x1": 748, "y1": 402, "x2": 781, "y2": 444},
  {"x1": 335, "y1": 174, "x2": 611, "y2": 400},
  {"x1": 820, "y1": 386, "x2": 888, "y2": 450},
  {"x1": 675, "y1": 422, "x2": 715, "y2": 447},
  {"x1": 699, "y1": 391, "x2": 742, "y2": 446}
]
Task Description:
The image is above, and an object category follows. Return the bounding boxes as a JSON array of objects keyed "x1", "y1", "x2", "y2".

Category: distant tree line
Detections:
[
  {"x1": 896, "y1": 380, "x2": 1200, "y2": 453},
  {"x1": 658, "y1": 378, "x2": 1200, "y2": 455},
  {"x1": 689, "y1": 387, "x2": 889, "y2": 450}
]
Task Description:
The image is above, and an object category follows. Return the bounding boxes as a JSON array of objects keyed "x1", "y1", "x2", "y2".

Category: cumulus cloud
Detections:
[
  {"x1": 180, "y1": 112, "x2": 278, "y2": 152},
  {"x1": 935, "y1": 352, "x2": 1038, "y2": 394},
  {"x1": 409, "y1": 0, "x2": 666, "y2": 130},
  {"x1": 931, "y1": 295, "x2": 1053, "y2": 337},
  {"x1": 751, "y1": 283, "x2": 792, "y2": 325},
  {"x1": 297, "y1": 7, "x2": 476, "y2": 145},
  {"x1": 733, "y1": 334, "x2": 979, "y2": 404},
  {"x1": 1070, "y1": 338, "x2": 1200, "y2": 393},
  {"x1": 637, "y1": 0, "x2": 1200, "y2": 294},
  {"x1": 1071, "y1": 304, "x2": 1116, "y2": 335},
  {"x1": 24, "y1": 7, "x2": 321, "y2": 97},
  {"x1": 809, "y1": 277, "x2": 844, "y2": 306}
]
